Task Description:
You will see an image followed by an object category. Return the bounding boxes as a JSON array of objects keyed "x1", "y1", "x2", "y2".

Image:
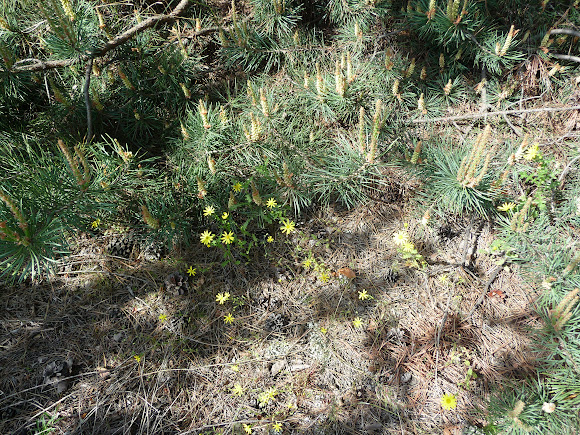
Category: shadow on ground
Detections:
[{"x1": 0, "y1": 204, "x2": 544, "y2": 434}]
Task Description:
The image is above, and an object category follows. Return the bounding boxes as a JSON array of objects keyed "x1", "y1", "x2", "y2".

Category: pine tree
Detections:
[{"x1": 0, "y1": 0, "x2": 578, "y2": 281}]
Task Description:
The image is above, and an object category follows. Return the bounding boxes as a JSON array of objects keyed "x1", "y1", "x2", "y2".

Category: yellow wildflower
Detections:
[
  {"x1": 222, "y1": 212, "x2": 229, "y2": 220},
  {"x1": 221, "y1": 231, "x2": 234, "y2": 244},
  {"x1": 272, "y1": 422, "x2": 282, "y2": 433},
  {"x1": 203, "y1": 205, "x2": 215, "y2": 216},
  {"x1": 524, "y1": 142, "x2": 539, "y2": 160},
  {"x1": 358, "y1": 289, "x2": 372, "y2": 300},
  {"x1": 200, "y1": 230, "x2": 215, "y2": 247},
  {"x1": 134, "y1": 355, "x2": 141, "y2": 362},
  {"x1": 231, "y1": 383, "x2": 244, "y2": 396},
  {"x1": 280, "y1": 219, "x2": 295, "y2": 235},
  {"x1": 216, "y1": 292, "x2": 230, "y2": 304},
  {"x1": 243, "y1": 424, "x2": 252, "y2": 434},
  {"x1": 353, "y1": 317, "x2": 363, "y2": 328},
  {"x1": 258, "y1": 387, "x2": 278, "y2": 406},
  {"x1": 233, "y1": 182, "x2": 243, "y2": 193},
  {"x1": 441, "y1": 393, "x2": 457, "y2": 410},
  {"x1": 267, "y1": 235, "x2": 274, "y2": 243},
  {"x1": 303, "y1": 258, "x2": 313, "y2": 268},
  {"x1": 320, "y1": 327, "x2": 327, "y2": 334},
  {"x1": 266, "y1": 198, "x2": 278, "y2": 208},
  {"x1": 231, "y1": 364, "x2": 239, "y2": 372},
  {"x1": 497, "y1": 202, "x2": 516, "y2": 212},
  {"x1": 401, "y1": 242, "x2": 416, "y2": 253},
  {"x1": 91, "y1": 218, "x2": 101, "y2": 229},
  {"x1": 187, "y1": 266, "x2": 196, "y2": 276},
  {"x1": 158, "y1": 313, "x2": 167, "y2": 322},
  {"x1": 224, "y1": 313, "x2": 234, "y2": 324},
  {"x1": 319, "y1": 272, "x2": 330, "y2": 282}
]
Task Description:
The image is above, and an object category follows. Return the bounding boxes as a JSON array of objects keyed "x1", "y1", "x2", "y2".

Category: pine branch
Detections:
[
  {"x1": 412, "y1": 105, "x2": 580, "y2": 124},
  {"x1": 10, "y1": 0, "x2": 192, "y2": 73},
  {"x1": 95, "y1": 0, "x2": 191, "y2": 55}
]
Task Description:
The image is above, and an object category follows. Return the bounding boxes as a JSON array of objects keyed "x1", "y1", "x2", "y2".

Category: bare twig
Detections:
[
  {"x1": 412, "y1": 105, "x2": 580, "y2": 124},
  {"x1": 559, "y1": 155, "x2": 580, "y2": 189},
  {"x1": 14, "y1": 391, "x2": 77, "y2": 434},
  {"x1": 549, "y1": 28, "x2": 580, "y2": 38},
  {"x1": 10, "y1": 0, "x2": 192, "y2": 73},
  {"x1": 96, "y1": 0, "x2": 190, "y2": 56},
  {"x1": 434, "y1": 290, "x2": 452, "y2": 387},
  {"x1": 550, "y1": 53, "x2": 580, "y2": 64},
  {"x1": 83, "y1": 57, "x2": 93, "y2": 142},
  {"x1": 468, "y1": 256, "x2": 506, "y2": 319},
  {"x1": 502, "y1": 112, "x2": 523, "y2": 136},
  {"x1": 12, "y1": 57, "x2": 77, "y2": 71}
]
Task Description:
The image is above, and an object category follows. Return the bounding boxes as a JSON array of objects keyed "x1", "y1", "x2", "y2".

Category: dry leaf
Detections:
[
  {"x1": 97, "y1": 367, "x2": 111, "y2": 379},
  {"x1": 337, "y1": 267, "x2": 356, "y2": 279},
  {"x1": 487, "y1": 289, "x2": 506, "y2": 300}
]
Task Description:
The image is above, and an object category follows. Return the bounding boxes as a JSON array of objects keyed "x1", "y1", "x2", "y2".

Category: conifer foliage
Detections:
[
  {"x1": 0, "y1": 0, "x2": 577, "y2": 274},
  {"x1": 1, "y1": 0, "x2": 580, "y2": 433},
  {"x1": 0, "y1": 0, "x2": 577, "y2": 279}
]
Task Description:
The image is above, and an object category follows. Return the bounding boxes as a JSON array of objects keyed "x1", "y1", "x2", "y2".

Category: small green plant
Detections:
[
  {"x1": 198, "y1": 181, "x2": 293, "y2": 266},
  {"x1": 300, "y1": 251, "x2": 335, "y2": 283},
  {"x1": 392, "y1": 230, "x2": 426, "y2": 269},
  {"x1": 33, "y1": 411, "x2": 61, "y2": 434},
  {"x1": 482, "y1": 238, "x2": 519, "y2": 266},
  {"x1": 458, "y1": 360, "x2": 478, "y2": 390},
  {"x1": 517, "y1": 141, "x2": 560, "y2": 213}
]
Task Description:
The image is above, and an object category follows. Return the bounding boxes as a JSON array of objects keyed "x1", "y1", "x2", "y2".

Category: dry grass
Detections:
[
  {"x1": 6, "y1": 109, "x2": 578, "y2": 433},
  {"x1": 0, "y1": 188, "x2": 543, "y2": 435}
]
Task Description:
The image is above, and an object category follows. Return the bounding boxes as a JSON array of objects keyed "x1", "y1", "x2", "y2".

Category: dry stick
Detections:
[
  {"x1": 460, "y1": 214, "x2": 475, "y2": 267},
  {"x1": 551, "y1": 53, "x2": 580, "y2": 64},
  {"x1": 467, "y1": 257, "x2": 505, "y2": 319},
  {"x1": 0, "y1": 368, "x2": 127, "y2": 406},
  {"x1": 14, "y1": 391, "x2": 77, "y2": 434},
  {"x1": 502, "y1": 112, "x2": 522, "y2": 136},
  {"x1": 412, "y1": 104, "x2": 580, "y2": 124},
  {"x1": 434, "y1": 290, "x2": 452, "y2": 388},
  {"x1": 546, "y1": 29, "x2": 580, "y2": 64},
  {"x1": 559, "y1": 154, "x2": 580, "y2": 189},
  {"x1": 10, "y1": 0, "x2": 192, "y2": 73},
  {"x1": 549, "y1": 28, "x2": 580, "y2": 38},
  {"x1": 83, "y1": 57, "x2": 93, "y2": 142}
]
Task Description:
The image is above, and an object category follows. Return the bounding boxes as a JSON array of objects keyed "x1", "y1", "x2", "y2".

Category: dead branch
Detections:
[
  {"x1": 549, "y1": 28, "x2": 580, "y2": 39},
  {"x1": 559, "y1": 155, "x2": 580, "y2": 189},
  {"x1": 83, "y1": 57, "x2": 93, "y2": 142},
  {"x1": 95, "y1": 0, "x2": 190, "y2": 56},
  {"x1": 550, "y1": 53, "x2": 580, "y2": 64},
  {"x1": 10, "y1": 0, "x2": 192, "y2": 73}
]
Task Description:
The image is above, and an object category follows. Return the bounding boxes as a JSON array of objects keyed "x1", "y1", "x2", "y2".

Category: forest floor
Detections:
[{"x1": 0, "y1": 173, "x2": 542, "y2": 434}]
